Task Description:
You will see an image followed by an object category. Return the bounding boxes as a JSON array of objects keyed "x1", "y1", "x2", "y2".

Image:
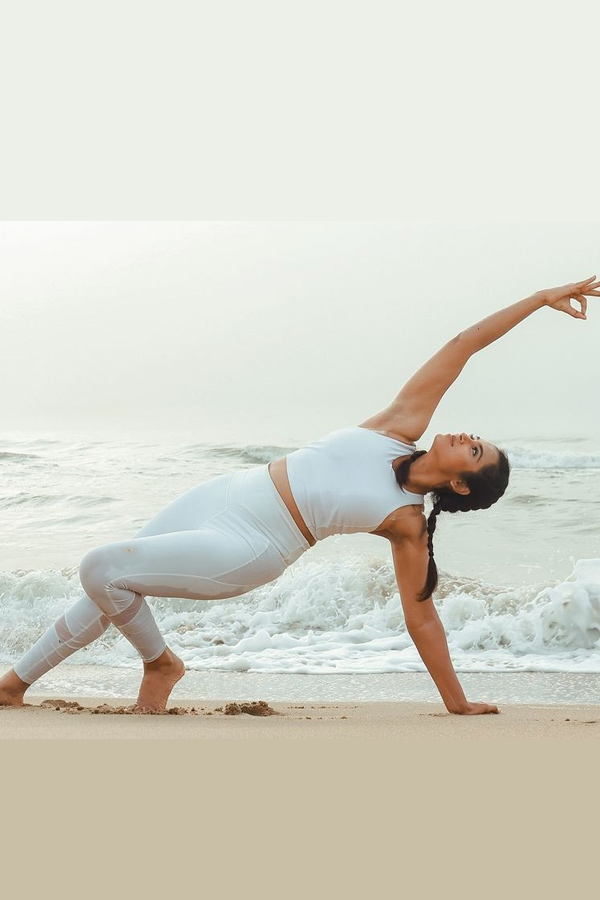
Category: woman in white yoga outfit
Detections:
[{"x1": 1, "y1": 277, "x2": 597, "y2": 714}]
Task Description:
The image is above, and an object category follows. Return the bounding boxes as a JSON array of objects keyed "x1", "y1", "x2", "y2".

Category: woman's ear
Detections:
[{"x1": 450, "y1": 478, "x2": 471, "y2": 496}]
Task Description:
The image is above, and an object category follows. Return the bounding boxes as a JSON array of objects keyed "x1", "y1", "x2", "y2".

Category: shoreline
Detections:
[
  {"x1": 2, "y1": 695, "x2": 600, "y2": 738},
  {"x1": 4, "y1": 666, "x2": 600, "y2": 705},
  {"x1": 4, "y1": 668, "x2": 600, "y2": 738}
]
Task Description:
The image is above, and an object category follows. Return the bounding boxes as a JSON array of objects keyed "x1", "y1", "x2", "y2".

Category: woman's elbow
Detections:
[{"x1": 404, "y1": 614, "x2": 436, "y2": 640}]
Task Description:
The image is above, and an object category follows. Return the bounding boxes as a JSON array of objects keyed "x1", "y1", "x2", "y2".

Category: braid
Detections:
[
  {"x1": 395, "y1": 445, "x2": 511, "y2": 602},
  {"x1": 417, "y1": 500, "x2": 442, "y2": 602},
  {"x1": 426, "y1": 500, "x2": 442, "y2": 552}
]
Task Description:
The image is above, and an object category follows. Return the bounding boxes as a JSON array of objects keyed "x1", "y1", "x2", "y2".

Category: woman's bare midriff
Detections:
[{"x1": 268, "y1": 458, "x2": 317, "y2": 547}]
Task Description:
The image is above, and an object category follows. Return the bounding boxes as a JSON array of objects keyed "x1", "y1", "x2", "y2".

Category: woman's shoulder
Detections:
[
  {"x1": 298, "y1": 425, "x2": 417, "y2": 458},
  {"x1": 356, "y1": 422, "x2": 416, "y2": 449},
  {"x1": 375, "y1": 503, "x2": 427, "y2": 542}
]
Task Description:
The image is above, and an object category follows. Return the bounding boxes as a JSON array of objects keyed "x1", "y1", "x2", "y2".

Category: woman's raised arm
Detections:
[{"x1": 361, "y1": 276, "x2": 599, "y2": 442}]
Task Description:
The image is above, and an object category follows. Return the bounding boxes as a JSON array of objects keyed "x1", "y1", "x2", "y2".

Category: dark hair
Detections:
[{"x1": 396, "y1": 447, "x2": 511, "y2": 602}]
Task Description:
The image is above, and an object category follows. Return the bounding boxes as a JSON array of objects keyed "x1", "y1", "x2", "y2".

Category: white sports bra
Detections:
[{"x1": 285, "y1": 426, "x2": 424, "y2": 541}]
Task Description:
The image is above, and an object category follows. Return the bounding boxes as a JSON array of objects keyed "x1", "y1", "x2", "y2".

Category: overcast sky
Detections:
[{"x1": 2, "y1": 220, "x2": 599, "y2": 445}]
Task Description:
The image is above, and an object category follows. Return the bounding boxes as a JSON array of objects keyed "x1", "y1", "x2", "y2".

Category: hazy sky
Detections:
[{"x1": 2, "y1": 221, "x2": 599, "y2": 445}]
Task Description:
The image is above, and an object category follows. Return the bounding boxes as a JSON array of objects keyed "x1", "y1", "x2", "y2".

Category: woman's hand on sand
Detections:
[
  {"x1": 455, "y1": 701, "x2": 500, "y2": 715},
  {"x1": 537, "y1": 275, "x2": 600, "y2": 319}
]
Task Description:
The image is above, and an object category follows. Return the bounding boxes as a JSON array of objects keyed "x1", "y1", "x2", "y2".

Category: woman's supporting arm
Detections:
[
  {"x1": 390, "y1": 522, "x2": 498, "y2": 715},
  {"x1": 362, "y1": 275, "x2": 599, "y2": 442}
]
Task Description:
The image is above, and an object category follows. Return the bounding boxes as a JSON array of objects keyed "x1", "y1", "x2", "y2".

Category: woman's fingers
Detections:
[
  {"x1": 545, "y1": 278, "x2": 598, "y2": 304},
  {"x1": 461, "y1": 702, "x2": 500, "y2": 715},
  {"x1": 555, "y1": 296, "x2": 586, "y2": 318},
  {"x1": 565, "y1": 295, "x2": 587, "y2": 318},
  {"x1": 580, "y1": 279, "x2": 600, "y2": 292}
]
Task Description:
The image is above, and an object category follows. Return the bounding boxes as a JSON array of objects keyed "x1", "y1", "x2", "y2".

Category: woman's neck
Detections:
[{"x1": 397, "y1": 452, "x2": 443, "y2": 495}]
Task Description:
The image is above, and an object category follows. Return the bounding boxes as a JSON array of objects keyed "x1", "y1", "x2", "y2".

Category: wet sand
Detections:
[{"x1": 2, "y1": 696, "x2": 600, "y2": 738}]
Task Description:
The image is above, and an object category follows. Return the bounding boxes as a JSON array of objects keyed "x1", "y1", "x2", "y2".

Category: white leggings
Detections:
[{"x1": 13, "y1": 465, "x2": 310, "y2": 685}]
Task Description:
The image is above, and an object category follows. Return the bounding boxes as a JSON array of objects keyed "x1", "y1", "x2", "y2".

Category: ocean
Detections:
[{"x1": 2, "y1": 429, "x2": 600, "y2": 704}]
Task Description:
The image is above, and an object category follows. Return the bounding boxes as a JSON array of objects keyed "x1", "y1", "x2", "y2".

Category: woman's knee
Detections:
[{"x1": 79, "y1": 545, "x2": 122, "y2": 600}]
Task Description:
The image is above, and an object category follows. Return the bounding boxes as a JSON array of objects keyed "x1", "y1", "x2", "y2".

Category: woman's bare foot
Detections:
[
  {"x1": 135, "y1": 647, "x2": 185, "y2": 712},
  {"x1": 0, "y1": 670, "x2": 29, "y2": 707}
]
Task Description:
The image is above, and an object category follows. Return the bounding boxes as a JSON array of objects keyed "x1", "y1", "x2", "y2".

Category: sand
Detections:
[{"x1": 2, "y1": 696, "x2": 600, "y2": 738}]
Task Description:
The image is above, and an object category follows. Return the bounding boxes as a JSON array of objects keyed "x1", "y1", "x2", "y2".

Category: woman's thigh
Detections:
[{"x1": 81, "y1": 520, "x2": 287, "y2": 602}]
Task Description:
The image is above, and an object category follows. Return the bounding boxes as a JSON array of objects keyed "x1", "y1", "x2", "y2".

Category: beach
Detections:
[
  {"x1": 3, "y1": 668, "x2": 600, "y2": 738},
  {"x1": 3, "y1": 694, "x2": 600, "y2": 739}
]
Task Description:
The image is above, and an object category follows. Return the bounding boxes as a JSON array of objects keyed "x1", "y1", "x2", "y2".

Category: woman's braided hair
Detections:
[{"x1": 395, "y1": 446, "x2": 511, "y2": 602}]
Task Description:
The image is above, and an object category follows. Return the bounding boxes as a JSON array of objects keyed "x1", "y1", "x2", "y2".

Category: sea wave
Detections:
[
  {"x1": 2, "y1": 557, "x2": 600, "y2": 674},
  {"x1": 504, "y1": 446, "x2": 600, "y2": 469},
  {"x1": 204, "y1": 444, "x2": 298, "y2": 465}
]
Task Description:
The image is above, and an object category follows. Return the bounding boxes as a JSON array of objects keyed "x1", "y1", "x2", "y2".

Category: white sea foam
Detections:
[
  {"x1": 504, "y1": 445, "x2": 600, "y2": 469},
  {"x1": 2, "y1": 557, "x2": 600, "y2": 675}
]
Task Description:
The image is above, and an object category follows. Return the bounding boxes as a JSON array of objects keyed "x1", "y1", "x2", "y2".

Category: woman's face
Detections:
[{"x1": 431, "y1": 432, "x2": 499, "y2": 478}]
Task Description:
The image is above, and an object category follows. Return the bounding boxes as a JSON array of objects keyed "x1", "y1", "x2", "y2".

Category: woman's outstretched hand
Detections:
[
  {"x1": 538, "y1": 275, "x2": 600, "y2": 319},
  {"x1": 454, "y1": 702, "x2": 500, "y2": 715}
]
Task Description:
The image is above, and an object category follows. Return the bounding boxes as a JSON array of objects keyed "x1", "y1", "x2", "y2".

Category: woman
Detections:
[{"x1": 1, "y1": 277, "x2": 597, "y2": 715}]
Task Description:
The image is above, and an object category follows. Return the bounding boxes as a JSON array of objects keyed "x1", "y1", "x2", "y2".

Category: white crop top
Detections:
[{"x1": 285, "y1": 426, "x2": 424, "y2": 541}]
